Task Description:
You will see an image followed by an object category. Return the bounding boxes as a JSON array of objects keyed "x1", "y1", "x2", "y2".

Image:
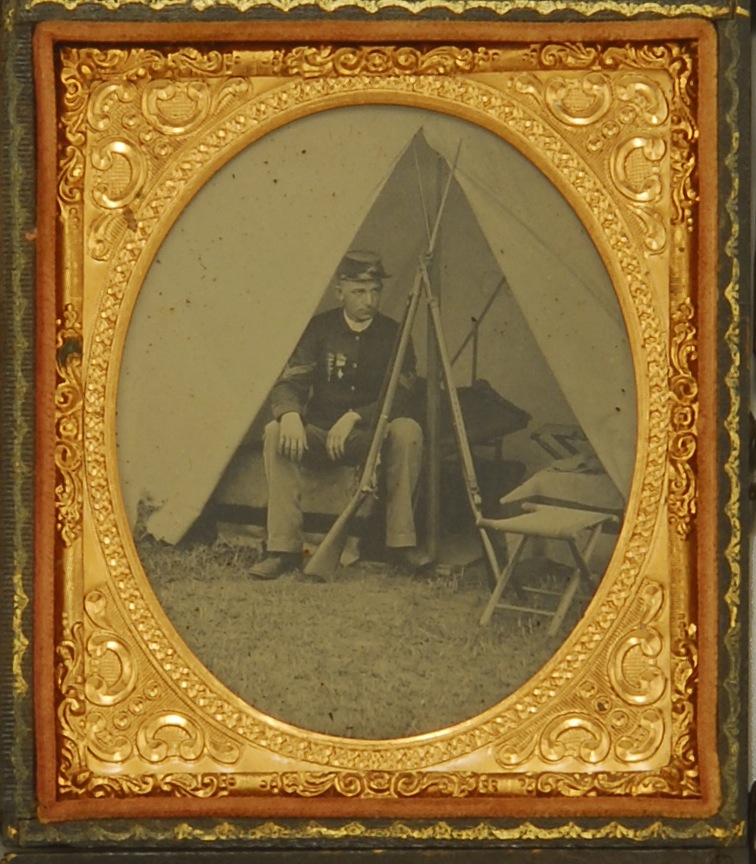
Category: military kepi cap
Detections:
[{"x1": 337, "y1": 250, "x2": 389, "y2": 282}]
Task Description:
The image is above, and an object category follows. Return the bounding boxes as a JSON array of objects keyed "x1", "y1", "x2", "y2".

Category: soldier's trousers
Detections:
[{"x1": 263, "y1": 418, "x2": 423, "y2": 553}]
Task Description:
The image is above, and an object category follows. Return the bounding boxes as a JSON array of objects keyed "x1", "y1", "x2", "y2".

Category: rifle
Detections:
[
  {"x1": 303, "y1": 144, "x2": 461, "y2": 579},
  {"x1": 418, "y1": 257, "x2": 503, "y2": 589},
  {"x1": 412, "y1": 154, "x2": 501, "y2": 586}
]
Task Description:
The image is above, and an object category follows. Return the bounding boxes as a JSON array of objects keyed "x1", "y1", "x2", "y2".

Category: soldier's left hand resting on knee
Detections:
[{"x1": 326, "y1": 411, "x2": 361, "y2": 461}]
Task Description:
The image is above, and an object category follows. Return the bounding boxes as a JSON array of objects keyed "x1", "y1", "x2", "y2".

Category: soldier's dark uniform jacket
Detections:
[{"x1": 270, "y1": 307, "x2": 416, "y2": 429}]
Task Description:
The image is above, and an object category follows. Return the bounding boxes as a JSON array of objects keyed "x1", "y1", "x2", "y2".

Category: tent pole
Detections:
[
  {"x1": 424, "y1": 155, "x2": 444, "y2": 562},
  {"x1": 450, "y1": 274, "x2": 508, "y2": 369}
]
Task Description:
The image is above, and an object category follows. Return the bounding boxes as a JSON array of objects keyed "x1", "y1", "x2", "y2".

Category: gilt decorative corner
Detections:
[{"x1": 0, "y1": 5, "x2": 750, "y2": 862}]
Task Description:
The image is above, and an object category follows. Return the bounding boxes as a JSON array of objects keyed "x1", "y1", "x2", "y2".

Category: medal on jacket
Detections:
[{"x1": 335, "y1": 353, "x2": 347, "y2": 380}]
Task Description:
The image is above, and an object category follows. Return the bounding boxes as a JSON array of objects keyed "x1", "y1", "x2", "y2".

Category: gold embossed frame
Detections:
[{"x1": 20, "y1": 15, "x2": 747, "y2": 850}]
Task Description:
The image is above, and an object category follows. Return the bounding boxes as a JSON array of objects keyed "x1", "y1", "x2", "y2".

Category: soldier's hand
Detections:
[
  {"x1": 278, "y1": 412, "x2": 307, "y2": 463},
  {"x1": 326, "y1": 412, "x2": 360, "y2": 461}
]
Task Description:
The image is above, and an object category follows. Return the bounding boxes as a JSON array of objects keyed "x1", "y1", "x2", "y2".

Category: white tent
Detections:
[{"x1": 117, "y1": 106, "x2": 636, "y2": 544}]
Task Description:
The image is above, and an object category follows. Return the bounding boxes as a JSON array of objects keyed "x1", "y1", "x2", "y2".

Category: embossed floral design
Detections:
[{"x1": 53, "y1": 39, "x2": 700, "y2": 803}]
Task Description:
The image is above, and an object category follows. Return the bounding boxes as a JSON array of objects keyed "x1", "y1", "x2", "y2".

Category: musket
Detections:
[
  {"x1": 418, "y1": 256, "x2": 503, "y2": 589},
  {"x1": 303, "y1": 143, "x2": 462, "y2": 579},
  {"x1": 411, "y1": 151, "x2": 501, "y2": 585}
]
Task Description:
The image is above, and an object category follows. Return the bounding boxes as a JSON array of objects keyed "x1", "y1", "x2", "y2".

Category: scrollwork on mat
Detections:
[
  {"x1": 61, "y1": 47, "x2": 253, "y2": 263},
  {"x1": 51, "y1": 37, "x2": 704, "y2": 804},
  {"x1": 229, "y1": 771, "x2": 536, "y2": 798},
  {"x1": 81, "y1": 66, "x2": 668, "y2": 775},
  {"x1": 80, "y1": 49, "x2": 666, "y2": 770},
  {"x1": 544, "y1": 72, "x2": 612, "y2": 125},
  {"x1": 536, "y1": 41, "x2": 696, "y2": 244},
  {"x1": 668, "y1": 297, "x2": 698, "y2": 537},
  {"x1": 281, "y1": 45, "x2": 504, "y2": 77},
  {"x1": 56, "y1": 587, "x2": 242, "y2": 797},
  {"x1": 667, "y1": 618, "x2": 700, "y2": 796},
  {"x1": 496, "y1": 581, "x2": 672, "y2": 780},
  {"x1": 537, "y1": 613, "x2": 699, "y2": 800},
  {"x1": 608, "y1": 579, "x2": 666, "y2": 706},
  {"x1": 55, "y1": 304, "x2": 84, "y2": 546}
]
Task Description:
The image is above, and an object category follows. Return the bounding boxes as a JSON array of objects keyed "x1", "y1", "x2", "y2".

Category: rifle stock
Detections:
[{"x1": 304, "y1": 485, "x2": 371, "y2": 577}]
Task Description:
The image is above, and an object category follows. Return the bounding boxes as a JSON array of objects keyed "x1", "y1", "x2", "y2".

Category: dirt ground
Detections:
[{"x1": 139, "y1": 536, "x2": 585, "y2": 740}]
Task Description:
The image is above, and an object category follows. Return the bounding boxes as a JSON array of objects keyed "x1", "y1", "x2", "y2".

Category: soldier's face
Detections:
[{"x1": 338, "y1": 279, "x2": 383, "y2": 323}]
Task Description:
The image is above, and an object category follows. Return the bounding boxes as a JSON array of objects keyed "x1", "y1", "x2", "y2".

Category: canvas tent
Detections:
[{"x1": 117, "y1": 106, "x2": 636, "y2": 545}]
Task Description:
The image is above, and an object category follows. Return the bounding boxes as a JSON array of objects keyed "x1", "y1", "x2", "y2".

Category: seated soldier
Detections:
[{"x1": 250, "y1": 250, "x2": 427, "y2": 580}]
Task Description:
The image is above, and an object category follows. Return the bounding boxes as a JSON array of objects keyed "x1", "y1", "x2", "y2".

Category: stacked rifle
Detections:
[{"x1": 304, "y1": 144, "x2": 500, "y2": 582}]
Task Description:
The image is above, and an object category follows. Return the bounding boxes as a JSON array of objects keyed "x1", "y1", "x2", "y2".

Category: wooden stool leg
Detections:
[
  {"x1": 480, "y1": 534, "x2": 527, "y2": 626},
  {"x1": 478, "y1": 526, "x2": 504, "y2": 592},
  {"x1": 548, "y1": 523, "x2": 606, "y2": 636},
  {"x1": 568, "y1": 523, "x2": 605, "y2": 586},
  {"x1": 548, "y1": 572, "x2": 581, "y2": 636}
]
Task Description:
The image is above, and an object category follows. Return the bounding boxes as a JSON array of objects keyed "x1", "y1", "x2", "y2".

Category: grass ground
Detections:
[{"x1": 139, "y1": 536, "x2": 582, "y2": 740}]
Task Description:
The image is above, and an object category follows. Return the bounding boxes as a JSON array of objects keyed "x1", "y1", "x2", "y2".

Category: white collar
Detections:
[{"x1": 343, "y1": 310, "x2": 373, "y2": 333}]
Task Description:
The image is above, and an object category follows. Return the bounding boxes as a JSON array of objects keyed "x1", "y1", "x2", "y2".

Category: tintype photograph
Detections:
[
  {"x1": 117, "y1": 105, "x2": 634, "y2": 740},
  {"x1": 18, "y1": 17, "x2": 746, "y2": 844}
]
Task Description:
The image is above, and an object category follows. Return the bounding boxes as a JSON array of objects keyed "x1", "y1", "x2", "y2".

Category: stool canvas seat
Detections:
[{"x1": 478, "y1": 504, "x2": 617, "y2": 634}]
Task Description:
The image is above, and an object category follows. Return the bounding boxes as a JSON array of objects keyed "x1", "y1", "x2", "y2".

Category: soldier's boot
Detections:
[
  {"x1": 387, "y1": 546, "x2": 434, "y2": 574},
  {"x1": 250, "y1": 552, "x2": 302, "y2": 581}
]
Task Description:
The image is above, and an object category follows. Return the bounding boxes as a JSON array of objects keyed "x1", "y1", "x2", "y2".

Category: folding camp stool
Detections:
[{"x1": 477, "y1": 504, "x2": 617, "y2": 634}]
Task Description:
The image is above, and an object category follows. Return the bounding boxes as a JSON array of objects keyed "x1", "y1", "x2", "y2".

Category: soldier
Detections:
[{"x1": 250, "y1": 250, "x2": 427, "y2": 579}]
